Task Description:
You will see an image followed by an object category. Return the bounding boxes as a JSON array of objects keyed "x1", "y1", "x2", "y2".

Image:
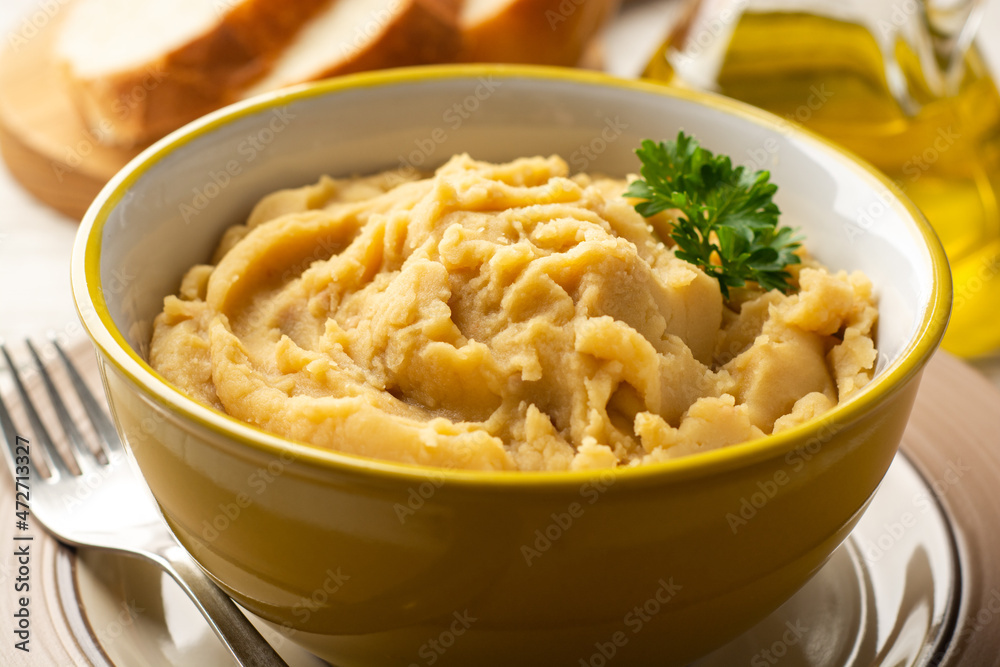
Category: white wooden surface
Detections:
[{"x1": 1, "y1": 0, "x2": 999, "y2": 382}]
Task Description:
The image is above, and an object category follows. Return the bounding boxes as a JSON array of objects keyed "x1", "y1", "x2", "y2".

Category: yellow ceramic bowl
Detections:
[{"x1": 71, "y1": 65, "x2": 950, "y2": 666}]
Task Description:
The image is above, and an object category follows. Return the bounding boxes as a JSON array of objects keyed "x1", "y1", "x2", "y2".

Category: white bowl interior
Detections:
[{"x1": 88, "y1": 71, "x2": 935, "y2": 378}]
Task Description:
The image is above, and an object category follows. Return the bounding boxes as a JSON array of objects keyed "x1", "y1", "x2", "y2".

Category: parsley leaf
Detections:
[{"x1": 624, "y1": 132, "x2": 801, "y2": 298}]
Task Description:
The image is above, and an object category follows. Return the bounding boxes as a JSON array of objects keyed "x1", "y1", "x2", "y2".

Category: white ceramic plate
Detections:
[{"x1": 71, "y1": 451, "x2": 956, "y2": 667}]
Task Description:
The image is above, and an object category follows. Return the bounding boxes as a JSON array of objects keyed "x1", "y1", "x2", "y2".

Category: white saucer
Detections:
[{"x1": 69, "y1": 451, "x2": 957, "y2": 667}]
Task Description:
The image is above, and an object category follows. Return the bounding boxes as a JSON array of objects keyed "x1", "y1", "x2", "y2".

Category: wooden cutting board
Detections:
[
  {"x1": 0, "y1": 6, "x2": 610, "y2": 223},
  {"x1": 0, "y1": 5, "x2": 143, "y2": 221}
]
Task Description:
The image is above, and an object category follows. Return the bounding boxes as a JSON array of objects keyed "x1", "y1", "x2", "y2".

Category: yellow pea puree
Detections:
[{"x1": 149, "y1": 155, "x2": 877, "y2": 471}]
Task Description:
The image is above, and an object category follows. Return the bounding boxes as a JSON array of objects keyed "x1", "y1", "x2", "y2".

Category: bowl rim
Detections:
[{"x1": 71, "y1": 63, "x2": 952, "y2": 488}]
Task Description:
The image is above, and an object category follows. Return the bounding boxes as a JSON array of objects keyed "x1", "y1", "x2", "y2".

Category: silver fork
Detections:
[{"x1": 0, "y1": 340, "x2": 289, "y2": 667}]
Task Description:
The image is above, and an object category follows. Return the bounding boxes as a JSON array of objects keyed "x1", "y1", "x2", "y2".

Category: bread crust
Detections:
[
  {"x1": 272, "y1": 0, "x2": 460, "y2": 84},
  {"x1": 457, "y1": 0, "x2": 620, "y2": 66},
  {"x1": 59, "y1": 0, "x2": 330, "y2": 147}
]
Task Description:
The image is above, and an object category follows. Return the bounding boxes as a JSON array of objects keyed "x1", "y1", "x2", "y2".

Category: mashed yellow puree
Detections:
[{"x1": 149, "y1": 155, "x2": 877, "y2": 471}]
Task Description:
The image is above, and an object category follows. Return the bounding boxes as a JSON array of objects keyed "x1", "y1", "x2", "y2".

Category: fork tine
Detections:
[
  {"x1": 0, "y1": 349, "x2": 25, "y2": 470},
  {"x1": 51, "y1": 339, "x2": 121, "y2": 459},
  {"x1": 0, "y1": 342, "x2": 74, "y2": 480},
  {"x1": 25, "y1": 340, "x2": 101, "y2": 473}
]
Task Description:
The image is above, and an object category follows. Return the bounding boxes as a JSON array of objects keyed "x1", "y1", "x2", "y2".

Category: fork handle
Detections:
[{"x1": 153, "y1": 543, "x2": 291, "y2": 667}]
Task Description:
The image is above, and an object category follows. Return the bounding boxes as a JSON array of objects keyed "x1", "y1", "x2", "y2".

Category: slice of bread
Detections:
[
  {"x1": 54, "y1": 0, "x2": 612, "y2": 149},
  {"x1": 241, "y1": 0, "x2": 460, "y2": 97},
  {"x1": 457, "y1": 0, "x2": 620, "y2": 65},
  {"x1": 56, "y1": 0, "x2": 329, "y2": 147}
]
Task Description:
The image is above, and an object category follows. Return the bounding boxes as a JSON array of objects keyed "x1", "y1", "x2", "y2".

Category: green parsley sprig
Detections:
[{"x1": 624, "y1": 132, "x2": 801, "y2": 298}]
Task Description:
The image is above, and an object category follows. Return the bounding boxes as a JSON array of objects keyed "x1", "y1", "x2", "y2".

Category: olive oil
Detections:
[{"x1": 646, "y1": 11, "x2": 1000, "y2": 357}]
